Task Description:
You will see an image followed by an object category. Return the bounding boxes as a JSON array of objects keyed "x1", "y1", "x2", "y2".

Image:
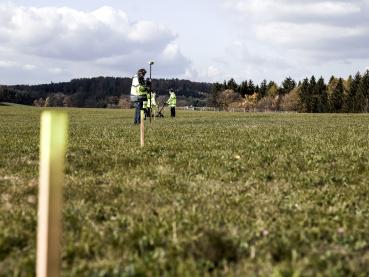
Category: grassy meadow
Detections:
[{"x1": 1, "y1": 104, "x2": 369, "y2": 276}]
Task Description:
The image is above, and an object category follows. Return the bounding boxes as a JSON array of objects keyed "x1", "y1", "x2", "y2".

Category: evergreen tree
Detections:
[
  {"x1": 298, "y1": 78, "x2": 310, "y2": 112},
  {"x1": 280, "y1": 77, "x2": 296, "y2": 95},
  {"x1": 227, "y1": 78, "x2": 238, "y2": 91},
  {"x1": 356, "y1": 71, "x2": 369, "y2": 112},
  {"x1": 328, "y1": 76, "x2": 336, "y2": 87},
  {"x1": 259, "y1": 80, "x2": 268, "y2": 98},
  {"x1": 307, "y1": 76, "x2": 316, "y2": 112},
  {"x1": 330, "y1": 78, "x2": 345, "y2": 112},
  {"x1": 254, "y1": 85, "x2": 260, "y2": 95},
  {"x1": 247, "y1": 79, "x2": 255, "y2": 95},
  {"x1": 314, "y1": 77, "x2": 328, "y2": 113},
  {"x1": 346, "y1": 72, "x2": 361, "y2": 112},
  {"x1": 239, "y1": 81, "x2": 249, "y2": 97},
  {"x1": 210, "y1": 82, "x2": 223, "y2": 106}
]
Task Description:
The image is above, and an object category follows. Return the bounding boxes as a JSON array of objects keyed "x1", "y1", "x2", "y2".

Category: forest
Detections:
[
  {"x1": 211, "y1": 71, "x2": 369, "y2": 113},
  {"x1": 1, "y1": 71, "x2": 369, "y2": 112},
  {"x1": 0, "y1": 77, "x2": 212, "y2": 108}
]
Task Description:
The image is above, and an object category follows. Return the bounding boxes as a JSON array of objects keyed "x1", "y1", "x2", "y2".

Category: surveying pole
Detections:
[{"x1": 148, "y1": 61, "x2": 154, "y2": 123}]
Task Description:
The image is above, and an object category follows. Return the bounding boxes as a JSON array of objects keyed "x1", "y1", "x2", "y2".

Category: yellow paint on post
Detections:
[
  {"x1": 37, "y1": 111, "x2": 68, "y2": 277},
  {"x1": 140, "y1": 110, "x2": 145, "y2": 147}
]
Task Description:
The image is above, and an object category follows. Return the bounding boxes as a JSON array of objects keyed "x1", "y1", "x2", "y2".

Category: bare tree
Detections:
[{"x1": 216, "y1": 89, "x2": 240, "y2": 111}]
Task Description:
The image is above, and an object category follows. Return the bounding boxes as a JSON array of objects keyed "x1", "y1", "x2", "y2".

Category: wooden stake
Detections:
[
  {"x1": 140, "y1": 110, "x2": 144, "y2": 147},
  {"x1": 37, "y1": 111, "x2": 68, "y2": 277}
]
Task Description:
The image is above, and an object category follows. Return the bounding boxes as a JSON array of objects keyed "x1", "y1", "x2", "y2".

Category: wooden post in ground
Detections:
[
  {"x1": 140, "y1": 110, "x2": 145, "y2": 147},
  {"x1": 37, "y1": 111, "x2": 68, "y2": 277}
]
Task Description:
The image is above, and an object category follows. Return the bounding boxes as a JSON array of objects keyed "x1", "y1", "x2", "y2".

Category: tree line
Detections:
[
  {"x1": 211, "y1": 71, "x2": 369, "y2": 113},
  {"x1": 1, "y1": 71, "x2": 369, "y2": 112},
  {"x1": 0, "y1": 77, "x2": 212, "y2": 108}
]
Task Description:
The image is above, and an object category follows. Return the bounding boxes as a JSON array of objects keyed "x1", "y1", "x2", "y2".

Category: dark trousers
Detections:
[
  {"x1": 170, "y1": 107, "x2": 176, "y2": 117},
  {"x1": 134, "y1": 101, "x2": 143, "y2": 124},
  {"x1": 144, "y1": 108, "x2": 151, "y2": 119}
]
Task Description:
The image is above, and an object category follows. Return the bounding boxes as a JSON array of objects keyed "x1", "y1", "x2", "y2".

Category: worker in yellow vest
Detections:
[
  {"x1": 143, "y1": 78, "x2": 153, "y2": 119},
  {"x1": 130, "y1": 68, "x2": 148, "y2": 124},
  {"x1": 143, "y1": 90, "x2": 151, "y2": 119},
  {"x1": 166, "y1": 89, "x2": 177, "y2": 117},
  {"x1": 151, "y1": 91, "x2": 158, "y2": 117}
]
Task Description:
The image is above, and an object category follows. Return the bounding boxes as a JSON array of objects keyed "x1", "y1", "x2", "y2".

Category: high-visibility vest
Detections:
[
  {"x1": 167, "y1": 93, "x2": 176, "y2": 107},
  {"x1": 145, "y1": 92, "x2": 152, "y2": 108},
  {"x1": 151, "y1": 93, "x2": 157, "y2": 106},
  {"x1": 130, "y1": 75, "x2": 147, "y2": 98}
]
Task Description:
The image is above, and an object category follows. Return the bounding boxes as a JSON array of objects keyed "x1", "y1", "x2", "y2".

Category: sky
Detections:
[{"x1": 0, "y1": 0, "x2": 369, "y2": 85}]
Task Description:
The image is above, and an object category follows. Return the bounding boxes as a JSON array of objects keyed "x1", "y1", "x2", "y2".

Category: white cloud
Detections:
[
  {"x1": 158, "y1": 43, "x2": 191, "y2": 74},
  {"x1": 225, "y1": 0, "x2": 369, "y2": 48},
  {"x1": 183, "y1": 67, "x2": 199, "y2": 80},
  {"x1": 0, "y1": 4, "x2": 176, "y2": 61},
  {"x1": 0, "y1": 60, "x2": 36, "y2": 71},
  {"x1": 226, "y1": 40, "x2": 290, "y2": 68},
  {"x1": 160, "y1": 43, "x2": 187, "y2": 68},
  {"x1": 23, "y1": 64, "x2": 36, "y2": 70},
  {"x1": 207, "y1": 66, "x2": 221, "y2": 79},
  {"x1": 221, "y1": 0, "x2": 369, "y2": 72},
  {"x1": 162, "y1": 44, "x2": 182, "y2": 61},
  {"x1": 0, "y1": 60, "x2": 17, "y2": 68},
  {"x1": 93, "y1": 42, "x2": 190, "y2": 77},
  {"x1": 0, "y1": 4, "x2": 192, "y2": 84},
  {"x1": 128, "y1": 21, "x2": 175, "y2": 44},
  {"x1": 49, "y1": 67, "x2": 64, "y2": 74},
  {"x1": 232, "y1": 0, "x2": 361, "y2": 20},
  {"x1": 256, "y1": 23, "x2": 368, "y2": 47},
  {"x1": 181, "y1": 66, "x2": 224, "y2": 83}
]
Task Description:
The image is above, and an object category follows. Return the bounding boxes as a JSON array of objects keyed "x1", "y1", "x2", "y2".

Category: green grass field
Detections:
[{"x1": 1, "y1": 105, "x2": 369, "y2": 276}]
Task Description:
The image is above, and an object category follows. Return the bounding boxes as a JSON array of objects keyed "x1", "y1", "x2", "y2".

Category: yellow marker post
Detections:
[
  {"x1": 140, "y1": 110, "x2": 145, "y2": 147},
  {"x1": 37, "y1": 111, "x2": 68, "y2": 277}
]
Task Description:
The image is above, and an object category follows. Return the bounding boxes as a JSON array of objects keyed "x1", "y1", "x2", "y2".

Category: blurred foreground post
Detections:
[
  {"x1": 37, "y1": 111, "x2": 68, "y2": 277},
  {"x1": 140, "y1": 110, "x2": 145, "y2": 147}
]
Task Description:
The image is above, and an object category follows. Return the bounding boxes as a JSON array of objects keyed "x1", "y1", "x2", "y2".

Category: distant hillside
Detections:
[{"x1": 0, "y1": 77, "x2": 213, "y2": 108}]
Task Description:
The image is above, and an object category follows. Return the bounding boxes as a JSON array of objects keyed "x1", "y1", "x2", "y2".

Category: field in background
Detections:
[{"x1": 1, "y1": 105, "x2": 369, "y2": 276}]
